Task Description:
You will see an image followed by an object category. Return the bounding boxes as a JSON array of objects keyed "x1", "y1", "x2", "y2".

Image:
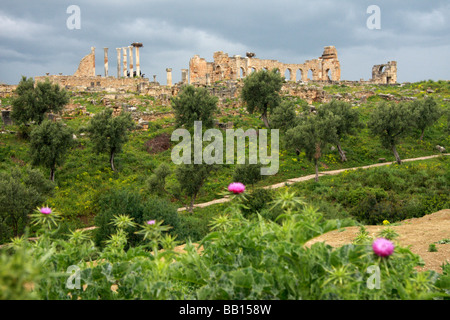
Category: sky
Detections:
[{"x1": 0, "y1": 0, "x2": 449, "y2": 85}]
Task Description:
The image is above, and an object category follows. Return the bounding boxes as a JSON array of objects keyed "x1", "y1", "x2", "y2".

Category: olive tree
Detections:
[
  {"x1": 241, "y1": 69, "x2": 284, "y2": 128},
  {"x1": 317, "y1": 100, "x2": 360, "y2": 162},
  {"x1": 11, "y1": 76, "x2": 69, "y2": 126},
  {"x1": 30, "y1": 120, "x2": 73, "y2": 181},
  {"x1": 86, "y1": 108, "x2": 135, "y2": 171},
  {"x1": 171, "y1": 85, "x2": 218, "y2": 129},
  {"x1": 368, "y1": 102, "x2": 415, "y2": 165}
]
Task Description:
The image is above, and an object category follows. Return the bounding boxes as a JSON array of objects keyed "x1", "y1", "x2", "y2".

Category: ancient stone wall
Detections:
[
  {"x1": 73, "y1": 47, "x2": 96, "y2": 77},
  {"x1": 189, "y1": 46, "x2": 341, "y2": 85},
  {"x1": 371, "y1": 61, "x2": 397, "y2": 84},
  {"x1": 0, "y1": 84, "x2": 17, "y2": 98},
  {"x1": 34, "y1": 75, "x2": 150, "y2": 93}
]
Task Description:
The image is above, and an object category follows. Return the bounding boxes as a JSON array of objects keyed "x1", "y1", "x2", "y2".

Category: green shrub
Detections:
[
  {"x1": 240, "y1": 188, "x2": 274, "y2": 218},
  {"x1": 232, "y1": 162, "x2": 264, "y2": 187},
  {"x1": 94, "y1": 188, "x2": 148, "y2": 248}
]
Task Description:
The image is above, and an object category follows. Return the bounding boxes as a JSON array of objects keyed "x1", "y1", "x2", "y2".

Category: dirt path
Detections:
[
  {"x1": 305, "y1": 209, "x2": 450, "y2": 273},
  {"x1": 177, "y1": 153, "x2": 449, "y2": 212}
]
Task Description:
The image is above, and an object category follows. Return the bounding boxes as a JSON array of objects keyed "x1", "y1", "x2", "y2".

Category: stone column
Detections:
[
  {"x1": 104, "y1": 48, "x2": 108, "y2": 77},
  {"x1": 181, "y1": 69, "x2": 188, "y2": 84},
  {"x1": 166, "y1": 68, "x2": 172, "y2": 86},
  {"x1": 206, "y1": 73, "x2": 211, "y2": 86},
  {"x1": 128, "y1": 46, "x2": 134, "y2": 77},
  {"x1": 116, "y1": 48, "x2": 121, "y2": 78},
  {"x1": 123, "y1": 47, "x2": 128, "y2": 77},
  {"x1": 135, "y1": 46, "x2": 141, "y2": 77},
  {"x1": 153, "y1": 75, "x2": 157, "y2": 83},
  {"x1": 91, "y1": 47, "x2": 96, "y2": 76}
]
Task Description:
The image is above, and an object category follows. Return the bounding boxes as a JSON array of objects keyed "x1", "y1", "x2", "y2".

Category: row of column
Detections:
[
  {"x1": 165, "y1": 68, "x2": 189, "y2": 86},
  {"x1": 112, "y1": 43, "x2": 142, "y2": 78}
]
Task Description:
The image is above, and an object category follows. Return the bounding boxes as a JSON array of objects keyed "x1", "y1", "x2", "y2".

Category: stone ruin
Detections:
[
  {"x1": 189, "y1": 46, "x2": 342, "y2": 85},
  {"x1": 370, "y1": 61, "x2": 397, "y2": 84}
]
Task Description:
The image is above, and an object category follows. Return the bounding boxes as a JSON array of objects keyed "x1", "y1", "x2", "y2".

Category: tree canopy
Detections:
[
  {"x1": 171, "y1": 85, "x2": 218, "y2": 129},
  {"x1": 241, "y1": 69, "x2": 284, "y2": 128},
  {"x1": 367, "y1": 102, "x2": 415, "y2": 164},
  {"x1": 30, "y1": 120, "x2": 73, "y2": 181},
  {"x1": 86, "y1": 108, "x2": 135, "y2": 171},
  {"x1": 11, "y1": 76, "x2": 69, "y2": 126}
]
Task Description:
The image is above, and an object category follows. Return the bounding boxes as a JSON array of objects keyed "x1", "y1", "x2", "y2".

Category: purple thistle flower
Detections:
[
  {"x1": 40, "y1": 207, "x2": 52, "y2": 215},
  {"x1": 228, "y1": 182, "x2": 245, "y2": 194},
  {"x1": 372, "y1": 238, "x2": 395, "y2": 257},
  {"x1": 147, "y1": 220, "x2": 156, "y2": 225}
]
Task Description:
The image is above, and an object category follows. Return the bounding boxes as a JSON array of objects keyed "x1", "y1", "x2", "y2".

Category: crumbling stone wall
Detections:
[
  {"x1": 35, "y1": 75, "x2": 150, "y2": 93},
  {"x1": 0, "y1": 84, "x2": 17, "y2": 98},
  {"x1": 189, "y1": 46, "x2": 341, "y2": 84},
  {"x1": 371, "y1": 61, "x2": 397, "y2": 84},
  {"x1": 74, "y1": 47, "x2": 96, "y2": 77}
]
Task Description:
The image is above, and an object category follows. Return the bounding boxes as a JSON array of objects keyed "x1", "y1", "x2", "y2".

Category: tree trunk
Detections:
[
  {"x1": 420, "y1": 129, "x2": 425, "y2": 141},
  {"x1": 261, "y1": 110, "x2": 270, "y2": 128},
  {"x1": 392, "y1": 144, "x2": 402, "y2": 165},
  {"x1": 188, "y1": 195, "x2": 196, "y2": 213},
  {"x1": 336, "y1": 142, "x2": 347, "y2": 162},
  {"x1": 314, "y1": 159, "x2": 319, "y2": 182},
  {"x1": 50, "y1": 167, "x2": 55, "y2": 182},
  {"x1": 110, "y1": 151, "x2": 115, "y2": 171}
]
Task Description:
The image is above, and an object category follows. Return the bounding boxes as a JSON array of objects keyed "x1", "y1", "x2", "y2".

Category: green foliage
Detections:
[
  {"x1": 293, "y1": 158, "x2": 450, "y2": 225},
  {"x1": 240, "y1": 188, "x2": 275, "y2": 218},
  {"x1": 175, "y1": 163, "x2": 218, "y2": 212},
  {"x1": 30, "y1": 120, "x2": 73, "y2": 181},
  {"x1": 0, "y1": 168, "x2": 54, "y2": 243},
  {"x1": 368, "y1": 101, "x2": 415, "y2": 164},
  {"x1": 286, "y1": 114, "x2": 334, "y2": 181},
  {"x1": 428, "y1": 244, "x2": 438, "y2": 252},
  {"x1": 171, "y1": 85, "x2": 218, "y2": 128},
  {"x1": 241, "y1": 69, "x2": 284, "y2": 127},
  {"x1": 317, "y1": 100, "x2": 361, "y2": 161},
  {"x1": 233, "y1": 162, "x2": 264, "y2": 187},
  {"x1": 410, "y1": 97, "x2": 442, "y2": 139},
  {"x1": 270, "y1": 100, "x2": 299, "y2": 132},
  {"x1": 147, "y1": 163, "x2": 171, "y2": 196},
  {"x1": 85, "y1": 108, "x2": 135, "y2": 171},
  {"x1": 11, "y1": 76, "x2": 69, "y2": 126},
  {"x1": 1, "y1": 190, "x2": 449, "y2": 300},
  {"x1": 94, "y1": 188, "x2": 197, "y2": 248},
  {"x1": 377, "y1": 227, "x2": 399, "y2": 240}
]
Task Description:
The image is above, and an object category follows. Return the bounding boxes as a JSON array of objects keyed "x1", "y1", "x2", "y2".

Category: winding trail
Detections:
[{"x1": 177, "y1": 153, "x2": 450, "y2": 212}]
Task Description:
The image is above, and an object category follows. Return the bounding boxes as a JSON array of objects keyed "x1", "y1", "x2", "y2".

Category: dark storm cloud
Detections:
[{"x1": 0, "y1": 0, "x2": 449, "y2": 84}]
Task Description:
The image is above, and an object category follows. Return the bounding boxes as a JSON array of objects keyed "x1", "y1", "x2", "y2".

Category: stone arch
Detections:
[
  {"x1": 284, "y1": 68, "x2": 292, "y2": 81},
  {"x1": 296, "y1": 69, "x2": 303, "y2": 82},
  {"x1": 240, "y1": 67, "x2": 245, "y2": 78},
  {"x1": 251, "y1": 67, "x2": 257, "y2": 74},
  {"x1": 326, "y1": 68, "x2": 332, "y2": 81},
  {"x1": 307, "y1": 69, "x2": 314, "y2": 81}
]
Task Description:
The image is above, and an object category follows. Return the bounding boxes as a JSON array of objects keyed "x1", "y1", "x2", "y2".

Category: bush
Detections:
[
  {"x1": 232, "y1": 162, "x2": 264, "y2": 187},
  {"x1": 240, "y1": 188, "x2": 275, "y2": 218},
  {"x1": 94, "y1": 188, "x2": 205, "y2": 248},
  {"x1": 94, "y1": 188, "x2": 147, "y2": 248}
]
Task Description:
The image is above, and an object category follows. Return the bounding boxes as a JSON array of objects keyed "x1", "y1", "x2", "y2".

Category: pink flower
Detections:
[
  {"x1": 228, "y1": 182, "x2": 245, "y2": 194},
  {"x1": 147, "y1": 220, "x2": 156, "y2": 225},
  {"x1": 372, "y1": 238, "x2": 395, "y2": 257},
  {"x1": 40, "y1": 207, "x2": 52, "y2": 215}
]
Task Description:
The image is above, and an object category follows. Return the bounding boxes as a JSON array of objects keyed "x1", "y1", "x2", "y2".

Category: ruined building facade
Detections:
[
  {"x1": 371, "y1": 61, "x2": 397, "y2": 84},
  {"x1": 189, "y1": 46, "x2": 342, "y2": 85}
]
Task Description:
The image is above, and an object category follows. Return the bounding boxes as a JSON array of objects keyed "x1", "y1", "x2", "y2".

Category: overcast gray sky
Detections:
[{"x1": 0, "y1": 0, "x2": 449, "y2": 85}]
